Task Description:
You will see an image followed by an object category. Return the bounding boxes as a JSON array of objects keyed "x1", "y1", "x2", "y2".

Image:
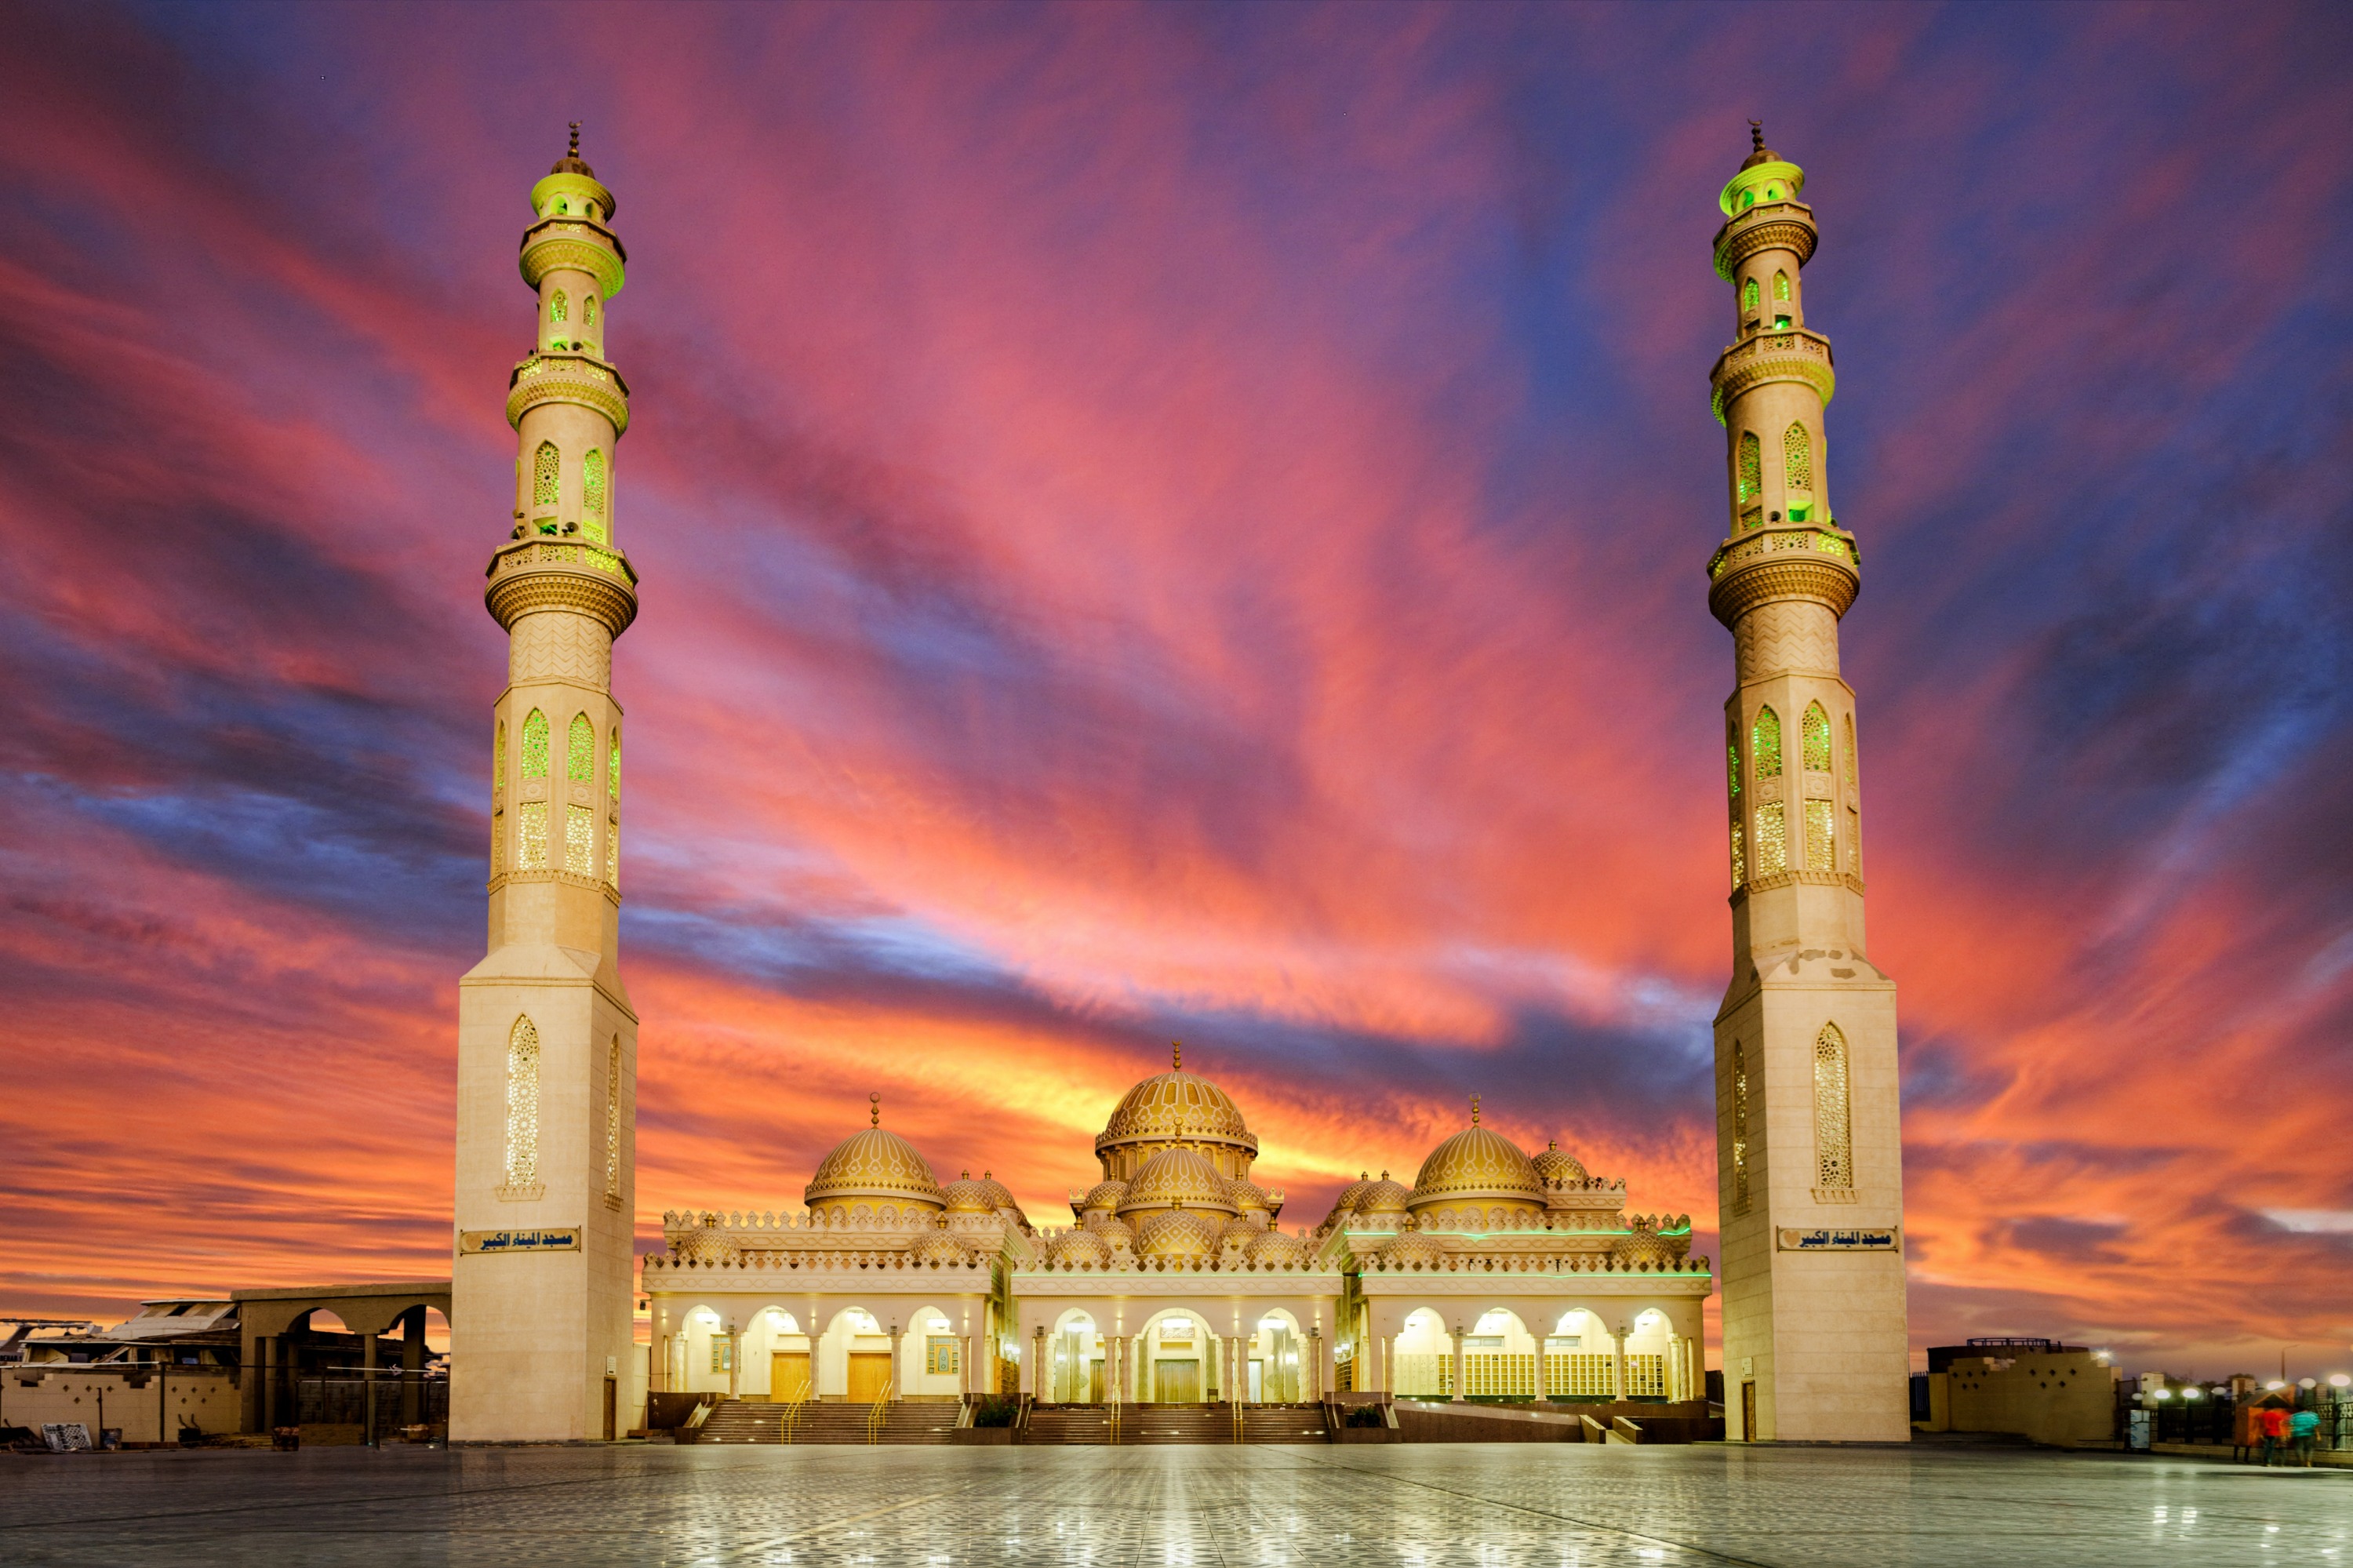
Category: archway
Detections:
[
  {"x1": 1393, "y1": 1308, "x2": 1452, "y2": 1397},
  {"x1": 1047, "y1": 1310, "x2": 1099, "y2": 1404},
  {"x1": 1547, "y1": 1308, "x2": 1617, "y2": 1399},
  {"x1": 818, "y1": 1307, "x2": 890, "y2": 1402},
  {"x1": 1136, "y1": 1309, "x2": 1217, "y2": 1404},
  {"x1": 1247, "y1": 1308, "x2": 1305, "y2": 1403},
  {"x1": 1625, "y1": 1308, "x2": 1672, "y2": 1400},
  {"x1": 899, "y1": 1304, "x2": 964, "y2": 1400},
  {"x1": 1462, "y1": 1308, "x2": 1537, "y2": 1399},
  {"x1": 747, "y1": 1308, "x2": 808, "y2": 1402}
]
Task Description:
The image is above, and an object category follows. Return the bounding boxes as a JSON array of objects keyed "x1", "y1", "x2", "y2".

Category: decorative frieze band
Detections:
[
  {"x1": 519, "y1": 225, "x2": 626, "y2": 298},
  {"x1": 1709, "y1": 554, "x2": 1859, "y2": 628},
  {"x1": 486, "y1": 550, "x2": 639, "y2": 637},
  {"x1": 1713, "y1": 214, "x2": 1818, "y2": 281},
  {"x1": 507, "y1": 364, "x2": 631, "y2": 435}
]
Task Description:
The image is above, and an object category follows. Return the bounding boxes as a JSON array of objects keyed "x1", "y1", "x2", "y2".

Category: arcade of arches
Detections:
[{"x1": 643, "y1": 1057, "x2": 1710, "y2": 1408}]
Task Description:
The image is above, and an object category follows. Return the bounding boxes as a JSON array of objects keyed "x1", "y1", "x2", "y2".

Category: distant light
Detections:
[
  {"x1": 2301, "y1": 1378, "x2": 2319, "y2": 1390},
  {"x1": 2331, "y1": 1374, "x2": 2351, "y2": 1389},
  {"x1": 2152, "y1": 1388, "x2": 2172, "y2": 1400},
  {"x1": 2182, "y1": 1387, "x2": 2202, "y2": 1401},
  {"x1": 2266, "y1": 1381, "x2": 2287, "y2": 1391}
]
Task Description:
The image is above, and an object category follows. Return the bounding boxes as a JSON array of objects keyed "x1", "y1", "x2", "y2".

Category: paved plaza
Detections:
[{"x1": 2, "y1": 1442, "x2": 2345, "y2": 1566}]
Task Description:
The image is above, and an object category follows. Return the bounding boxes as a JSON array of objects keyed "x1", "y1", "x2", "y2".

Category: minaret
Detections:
[
  {"x1": 449, "y1": 126, "x2": 641, "y2": 1443},
  {"x1": 1705, "y1": 126, "x2": 1908, "y2": 1443}
]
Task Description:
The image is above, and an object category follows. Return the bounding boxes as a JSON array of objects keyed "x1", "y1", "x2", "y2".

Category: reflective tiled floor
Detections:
[{"x1": 2, "y1": 1442, "x2": 2347, "y2": 1566}]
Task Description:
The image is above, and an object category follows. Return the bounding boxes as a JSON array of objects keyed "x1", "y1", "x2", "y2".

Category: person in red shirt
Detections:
[{"x1": 2260, "y1": 1405, "x2": 2292, "y2": 1466}]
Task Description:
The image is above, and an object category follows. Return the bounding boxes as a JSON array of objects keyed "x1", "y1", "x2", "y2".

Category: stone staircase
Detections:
[
  {"x1": 693, "y1": 1398, "x2": 962, "y2": 1445},
  {"x1": 1242, "y1": 1403, "x2": 1333, "y2": 1443}
]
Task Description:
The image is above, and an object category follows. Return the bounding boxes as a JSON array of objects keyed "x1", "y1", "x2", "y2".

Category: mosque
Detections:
[
  {"x1": 445, "y1": 125, "x2": 1908, "y2": 1445},
  {"x1": 640, "y1": 1060, "x2": 1709, "y2": 1414}
]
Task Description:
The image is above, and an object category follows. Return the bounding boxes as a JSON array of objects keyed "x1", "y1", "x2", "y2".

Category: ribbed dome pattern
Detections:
[{"x1": 805, "y1": 1126, "x2": 944, "y2": 1211}]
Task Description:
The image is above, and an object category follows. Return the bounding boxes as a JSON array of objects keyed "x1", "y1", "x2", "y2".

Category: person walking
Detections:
[
  {"x1": 2289, "y1": 1405, "x2": 2320, "y2": 1468},
  {"x1": 2258, "y1": 1404, "x2": 2290, "y2": 1466}
]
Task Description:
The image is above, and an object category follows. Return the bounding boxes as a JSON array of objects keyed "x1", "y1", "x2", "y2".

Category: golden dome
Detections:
[
  {"x1": 1226, "y1": 1177, "x2": 1271, "y2": 1213},
  {"x1": 1078, "y1": 1180, "x2": 1129, "y2": 1213},
  {"x1": 1247, "y1": 1228, "x2": 1307, "y2": 1266},
  {"x1": 804, "y1": 1097, "x2": 944, "y2": 1212},
  {"x1": 1612, "y1": 1214, "x2": 1689, "y2": 1271},
  {"x1": 1356, "y1": 1173, "x2": 1411, "y2": 1215},
  {"x1": 1049, "y1": 1228, "x2": 1109, "y2": 1268},
  {"x1": 911, "y1": 1228, "x2": 969, "y2": 1266},
  {"x1": 1134, "y1": 1208, "x2": 1222, "y2": 1261},
  {"x1": 1082, "y1": 1211, "x2": 1135, "y2": 1246},
  {"x1": 1377, "y1": 1225, "x2": 1445, "y2": 1270},
  {"x1": 671, "y1": 1213, "x2": 739, "y2": 1265},
  {"x1": 1322, "y1": 1172, "x2": 1376, "y2": 1228},
  {"x1": 1533, "y1": 1140, "x2": 1588, "y2": 1187},
  {"x1": 1117, "y1": 1145, "x2": 1238, "y2": 1217},
  {"x1": 1408, "y1": 1102, "x2": 1542, "y2": 1211},
  {"x1": 1096, "y1": 1045, "x2": 1257, "y2": 1156},
  {"x1": 976, "y1": 1171, "x2": 1020, "y2": 1213},
  {"x1": 940, "y1": 1171, "x2": 997, "y2": 1213}
]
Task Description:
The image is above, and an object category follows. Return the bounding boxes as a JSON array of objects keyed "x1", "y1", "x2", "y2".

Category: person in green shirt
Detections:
[{"x1": 2289, "y1": 1406, "x2": 2322, "y2": 1468}]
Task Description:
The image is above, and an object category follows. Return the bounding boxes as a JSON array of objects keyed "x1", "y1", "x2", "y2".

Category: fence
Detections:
[{"x1": 294, "y1": 1373, "x2": 449, "y2": 1442}]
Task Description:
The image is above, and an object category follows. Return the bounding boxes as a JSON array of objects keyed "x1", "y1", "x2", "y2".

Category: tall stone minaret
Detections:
[
  {"x1": 450, "y1": 127, "x2": 641, "y2": 1443},
  {"x1": 1705, "y1": 126, "x2": 1908, "y2": 1443}
]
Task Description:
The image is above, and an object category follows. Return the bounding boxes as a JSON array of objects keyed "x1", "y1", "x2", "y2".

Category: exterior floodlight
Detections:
[
  {"x1": 2151, "y1": 1388, "x2": 2172, "y2": 1400},
  {"x1": 2331, "y1": 1374, "x2": 2351, "y2": 1388},
  {"x1": 2182, "y1": 1387, "x2": 2202, "y2": 1401},
  {"x1": 2266, "y1": 1381, "x2": 2287, "y2": 1391},
  {"x1": 2301, "y1": 1378, "x2": 2318, "y2": 1390}
]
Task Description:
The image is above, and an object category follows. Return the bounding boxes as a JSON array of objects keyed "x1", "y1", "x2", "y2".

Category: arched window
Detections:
[
  {"x1": 583, "y1": 449, "x2": 606, "y2": 529},
  {"x1": 1806, "y1": 799, "x2": 1835, "y2": 870},
  {"x1": 566, "y1": 804, "x2": 595, "y2": 875},
  {"x1": 1737, "y1": 431, "x2": 1762, "y2": 504},
  {"x1": 1729, "y1": 820, "x2": 1747, "y2": 892},
  {"x1": 1813, "y1": 1023, "x2": 1853, "y2": 1190},
  {"x1": 606, "y1": 822, "x2": 620, "y2": 888},
  {"x1": 520, "y1": 709, "x2": 549, "y2": 779},
  {"x1": 1754, "y1": 803, "x2": 1787, "y2": 876},
  {"x1": 532, "y1": 442, "x2": 560, "y2": 508},
  {"x1": 1741, "y1": 277, "x2": 1759, "y2": 312},
  {"x1": 493, "y1": 720, "x2": 506, "y2": 801},
  {"x1": 604, "y1": 1036, "x2": 623, "y2": 1202},
  {"x1": 1802, "y1": 701, "x2": 1831, "y2": 772},
  {"x1": 584, "y1": 294, "x2": 598, "y2": 326},
  {"x1": 609, "y1": 727, "x2": 621, "y2": 802},
  {"x1": 568, "y1": 713, "x2": 595, "y2": 783},
  {"x1": 549, "y1": 288, "x2": 569, "y2": 324},
  {"x1": 1783, "y1": 422, "x2": 1813, "y2": 493},
  {"x1": 1729, "y1": 1039, "x2": 1751, "y2": 1213},
  {"x1": 504, "y1": 1015, "x2": 541, "y2": 1189},
  {"x1": 515, "y1": 801, "x2": 547, "y2": 870},
  {"x1": 1752, "y1": 708, "x2": 1781, "y2": 780},
  {"x1": 1844, "y1": 713, "x2": 1859, "y2": 802},
  {"x1": 1773, "y1": 270, "x2": 1791, "y2": 302},
  {"x1": 1726, "y1": 724, "x2": 1744, "y2": 890}
]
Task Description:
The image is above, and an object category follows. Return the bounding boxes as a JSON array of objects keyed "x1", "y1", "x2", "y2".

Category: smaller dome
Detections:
[
  {"x1": 912, "y1": 1227, "x2": 969, "y2": 1266},
  {"x1": 1078, "y1": 1180, "x2": 1129, "y2": 1213},
  {"x1": 1082, "y1": 1210, "x2": 1135, "y2": 1242},
  {"x1": 1533, "y1": 1140, "x2": 1588, "y2": 1186},
  {"x1": 1322, "y1": 1172, "x2": 1375, "y2": 1229},
  {"x1": 978, "y1": 1171, "x2": 1020, "y2": 1212},
  {"x1": 1378, "y1": 1226, "x2": 1445, "y2": 1271},
  {"x1": 1118, "y1": 1146, "x2": 1237, "y2": 1217},
  {"x1": 1226, "y1": 1177, "x2": 1271, "y2": 1213},
  {"x1": 1409, "y1": 1103, "x2": 1543, "y2": 1211},
  {"x1": 1247, "y1": 1228, "x2": 1307, "y2": 1267},
  {"x1": 1049, "y1": 1228, "x2": 1108, "y2": 1268},
  {"x1": 1356, "y1": 1173, "x2": 1411, "y2": 1215},
  {"x1": 805, "y1": 1097, "x2": 944, "y2": 1212},
  {"x1": 672, "y1": 1213, "x2": 739, "y2": 1266},
  {"x1": 1612, "y1": 1214, "x2": 1689, "y2": 1271},
  {"x1": 1135, "y1": 1209, "x2": 1222, "y2": 1261},
  {"x1": 941, "y1": 1171, "x2": 997, "y2": 1213}
]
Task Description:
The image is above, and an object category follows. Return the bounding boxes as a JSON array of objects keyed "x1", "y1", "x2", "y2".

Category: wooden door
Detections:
[
  {"x1": 1740, "y1": 1381, "x2": 1756, "y2": 1441},
  {"x1": 769, "y1": 1352, "x2": 811, "y2": 1403},
  {"x1": 1155, "y1": 1360, "x2": 1200, "y2": 1404},
  {"x1": 847, "y1": 1352, "x2": 893, "y2": 1402},
  {"x1": 602, "y1": 1376, "x2": 617, "y2": 1441}
]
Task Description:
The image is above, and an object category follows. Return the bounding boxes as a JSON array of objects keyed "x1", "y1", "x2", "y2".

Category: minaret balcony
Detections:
[
  {"x1": 519, "y1": 215, "x2": 627, "y2": 298},
  {"x1": 1711, "y1": 199, "x2": 1817, "y2": 281},
  {"x1": 486, "y1": 535, "x2": 639, "y2": 636},
  {"x1": 507, "y1": 350, "x2": 631, "y2": 435},
  {"x1": 1707, "y1": 523, "x2": 1859, "y2": 628},
  {"x1": 1709, "y1": 326, "x2": 1835, "y2": 425}
]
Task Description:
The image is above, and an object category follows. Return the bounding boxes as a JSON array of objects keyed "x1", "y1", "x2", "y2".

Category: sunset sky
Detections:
[{"x1": 2, "y1": 2, "x2": 2348, "y2": 1378}]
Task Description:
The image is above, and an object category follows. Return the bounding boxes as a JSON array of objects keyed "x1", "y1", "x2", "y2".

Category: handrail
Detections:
[
  {"x1": 1234, "y1": 1396, "x2": 1246, "y2": 1444},
  {"x1": 866, "y1": 1377, "x2": 894, "y2": 1444},
  {"x1": 778, "y1": 1390, "x2": 811, "y2": 1443}
]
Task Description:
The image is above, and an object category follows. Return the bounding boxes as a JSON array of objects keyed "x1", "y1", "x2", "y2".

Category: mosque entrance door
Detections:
[
  {"x1": 769, "y1": 1352, "x2": 811, "y2": 1402},
  {"x1": 1155, "y1": 1361, "x2": 1200, "y2": 1403},
  {"x1": 847, "y1": 1353, "x2": 893, "y2": 1402}
]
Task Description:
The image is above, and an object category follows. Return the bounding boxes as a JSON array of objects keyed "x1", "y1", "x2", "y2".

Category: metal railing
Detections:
[
  {"x1": 777, "y1": 1390, "x2": 811, "y2": 1443},
  {"x1": 865, "y1": 1377, "x2": 894, "y2": 1444}
]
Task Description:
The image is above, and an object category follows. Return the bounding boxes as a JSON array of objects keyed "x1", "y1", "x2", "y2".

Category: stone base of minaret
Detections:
[{"x1": 1715, "y1": 963, "x2": 1907, "y2": 1442}]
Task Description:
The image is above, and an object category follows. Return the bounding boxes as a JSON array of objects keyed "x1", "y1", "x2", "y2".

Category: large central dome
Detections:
[{"x1": 1096, "y1": 1046, "x2": 1257, "y2": 1159}]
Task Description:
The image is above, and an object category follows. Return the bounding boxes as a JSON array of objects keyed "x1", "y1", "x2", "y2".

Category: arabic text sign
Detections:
[
  {"x1": 461, "y1": 1228, "x2": 581, "y2": 1255},
  {"x1": 1777, "y1": 1227, "x2": 1899, "y2": 1252}
]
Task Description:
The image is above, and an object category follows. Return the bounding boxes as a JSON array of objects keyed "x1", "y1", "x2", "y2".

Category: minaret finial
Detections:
[
  {"x1": 1471, "y1": 1094, "x2": 1481, "y2": 1126},
  {"x1": 870, "y1": 1091, "x2": 881, "y2": 1127},
  {"x1": 569, "y1": 120, "x2": 582, "y2": 159},
  {"x1": 1750, "y1": 118, "x2": 1766, "y2": 155},
  {"x1": 1172, "y1": 1040, "x2": 1182, "y2": 1071}
]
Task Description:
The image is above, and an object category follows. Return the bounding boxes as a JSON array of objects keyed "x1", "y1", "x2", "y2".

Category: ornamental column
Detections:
[
  {"x1": 450, "y1": 127, "x2": 642, "y2": 1444},
  {"x1": 1705, "y1": 125, "x2": 1908, "y2": 1443}
]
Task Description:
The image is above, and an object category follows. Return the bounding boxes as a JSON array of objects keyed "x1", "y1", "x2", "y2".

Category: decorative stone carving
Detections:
[{"x1": 1733, "y1": 600, "x2": 1841, "y2": 681}]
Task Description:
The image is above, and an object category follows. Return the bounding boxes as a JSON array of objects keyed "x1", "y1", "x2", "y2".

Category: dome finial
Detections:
[
  {"x1": 1471, "y1": 1093, "x2": 1481, "y2": 1126},
  {"x1": 1750, "y1": 118, "x2": 1766, "y2": 155},
  {"x1": 1171, "y1": 1040, "x2": 1182, "y2": 1071},
  {"x1": 869, "y1": 1091, "x2": 881, "y2": 1127},
  {"x1": 569, "y1": 120, "x2": 582, "y2": 159}
]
